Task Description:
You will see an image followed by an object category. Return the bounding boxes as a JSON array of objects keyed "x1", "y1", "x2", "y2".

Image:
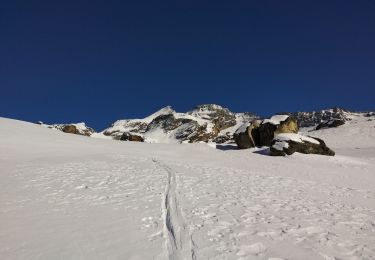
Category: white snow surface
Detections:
[
  {"x1": 235, "y1": 122, "x2": 250, "y2": 134},
  {"x1": 272, "y1": 141, "x2": 290, "y2": 151},
  {"x1": 1, "y1": 115, "x2": 375, "y2": 260},
  {"x1": 274, "y1": 133, "x2": 320, "y2": 145},
  {"x1": 262, "y1": 115, "x2": 289, "y2": 125}
]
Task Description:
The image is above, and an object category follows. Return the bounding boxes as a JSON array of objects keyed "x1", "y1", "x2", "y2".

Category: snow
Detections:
[
  {"x1": 262, "y1": 114, "x2": 289, "y2": 125},
  {"x1": 1, "y1": 115, "x2": 375, "y2": 259},
  {"x1": 235, "y1": 122, "x2": 250, "y2": 134},
  {"x1": 272, "y1": 141, "x2": 290, "y2": 151},
  {"x1": 142, "y1": 106, "x2": 175, "y2": 123},
  {"x1": 274, "y1": 133, "x2": 320, "y2": 145}
]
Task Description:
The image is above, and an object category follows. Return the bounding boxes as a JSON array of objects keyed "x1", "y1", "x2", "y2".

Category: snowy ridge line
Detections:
[{"x1": 152, "y1": 159, "x2": 196, "y2": 260}]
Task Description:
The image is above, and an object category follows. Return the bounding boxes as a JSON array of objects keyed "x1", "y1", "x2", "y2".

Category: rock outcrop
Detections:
[
  {"x1": 291, "y1": 108, "x2": 350, "y2": 127},
  {"x1": 120, "y1": 132, "x2": 144, "y2": 142},
  {"x1": 315, "y1": 119, "x2": 345, "y2": 130},
  {"x1": 42, "y1": 123, "x2": 95, "y2": 136},
  {"x1": 270, "y1": 133, "x2": 335, "y2": 156}
]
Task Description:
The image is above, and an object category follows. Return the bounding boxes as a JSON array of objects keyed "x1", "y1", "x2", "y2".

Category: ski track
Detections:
[
  {"x1": 163, "y1": 162, "x2": 375, "y2": 260},
  {"x1": 153, "y1": 159, "x2": 196, "y2": 260}
]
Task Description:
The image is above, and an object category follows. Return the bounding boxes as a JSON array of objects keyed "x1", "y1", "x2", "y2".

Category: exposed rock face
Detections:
[
  {"x1": 42, "y1": 123, "x2": 95, "y2": 136},
  {"x1": 103, "y1": 121, "x2": 148, "y2": 138},
  {"x1": 315, "y1": 119, "x2": 345, "y2": 130},
  {"x1": 102, "y1": 104, "x2": 258, "y2": 144},
  {"x1": 187, "y1": 104, "x2": 237, "y2": 131},
  {"x1": 147, "y1": 114, "x2": 193, "y2": 132},
  {"x1": 259, "y1": 115, "x2": 298, "y2": 147},
  {"x1": 120, "y1": 132, "x2": 144, "y2": 142},
  {"x1": 233, "y1": 121, "x2": 260, "y2": 149},
  {"x1": 291, "y1": 108, "x2": 350, "y2": 127},
  {"x1": 270, "y1": 133, "x2": 335, "y2": 156},
  {"x1": 146, "y1": 113, "x2": 213, "y2": 142}
]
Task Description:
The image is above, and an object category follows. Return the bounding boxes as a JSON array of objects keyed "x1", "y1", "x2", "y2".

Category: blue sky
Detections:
[{"x1": 1, "y1": 0, "x2": 374, "y2": 130}]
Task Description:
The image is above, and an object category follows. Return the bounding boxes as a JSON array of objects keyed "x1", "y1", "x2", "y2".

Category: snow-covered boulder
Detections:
[
  {"x1": 259, "y1": 115, "x2": 298, "y2": 146},
  {"x1": 270, "y1": 133, "x2": 335, "y2": 156},
  {"x1": 315, "y1": 119, "x2": 345, "y2": 130},
  {"x1": 233, "y1": 121, "x2": 260, "y2": 149}
]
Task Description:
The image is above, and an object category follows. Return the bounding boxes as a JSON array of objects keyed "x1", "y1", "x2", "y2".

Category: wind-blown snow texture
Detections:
[{"x1": 1, "y1": 113, "x2": 375, "y2": 260}]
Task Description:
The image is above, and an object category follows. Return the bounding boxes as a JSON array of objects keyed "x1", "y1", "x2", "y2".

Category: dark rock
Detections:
[
  {"x1": 212, "y1": 133, "x2": 233, "y2": 144},
  {"x1": 291, "y1": 107, "x2": 350, "y2": 127},
  {"x1": 365, "y1": 112, "x2": 375, "y2": 117},
  {"x1": 147, "y1": 114, "x2": 195, "y2": 132},
  {"x1": 315, "y1": 119, "x2": 345, "y2": 130},
  {"x1": 270, "y1": 134, "x2": 335, "y2": 156},
  {"x1": 120, "y1": 132, "x2": 144, "y2": 142}
]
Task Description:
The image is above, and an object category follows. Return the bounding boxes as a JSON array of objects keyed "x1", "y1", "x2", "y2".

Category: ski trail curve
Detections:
[{"x1": 153, "y1": 159, "x2": 196, "y2": 260}]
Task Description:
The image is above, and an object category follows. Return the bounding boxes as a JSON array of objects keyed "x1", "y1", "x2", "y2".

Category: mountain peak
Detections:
[
  {"x1": 194, "y1": 104, "x2": 225, "y2": 111},
  {"x1": 144, "y1": 106, "x2": 175, "y2": 122}
]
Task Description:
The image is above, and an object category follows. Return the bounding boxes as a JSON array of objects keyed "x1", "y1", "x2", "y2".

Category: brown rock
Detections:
[
  {"x1": 62, "y1": 125, "x2": 80, "y2": 135},
  {"x1": 120, "y1": 132, "x2": 144, "y2": 142}
]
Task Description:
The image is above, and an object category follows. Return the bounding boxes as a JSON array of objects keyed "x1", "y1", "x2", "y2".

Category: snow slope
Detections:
[{"x1": 1, "y1": 116, "x2": 375, "y2": 260}]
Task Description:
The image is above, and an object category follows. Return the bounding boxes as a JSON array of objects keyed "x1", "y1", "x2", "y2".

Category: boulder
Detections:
[
  {"x1": 62, "y1": 125, "x2": 80, "y2": 135},
  {"x1": 120, "y1": 132, "x2": 144, "y2": 142},
  {"x1": 315, "y1": 119, "x2": 345, "y2": 130},
  {"x1": 259, "y1": 115, "x2": 298, "y2": 146},
  {"x1": 233, "y1": 121, "x2": 260, "y2": 149},
  {"x1": 270, "y1": 133, "x2": 335, "y2": 156}
]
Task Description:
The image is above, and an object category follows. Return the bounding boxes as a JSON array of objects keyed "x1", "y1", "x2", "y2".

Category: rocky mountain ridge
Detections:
[
  {"x1": 40, "y1": 105, "x2": 372, "y2": 143},
  {"x1": 102, "y1": 104, "x2": 258, "y2": 143}
]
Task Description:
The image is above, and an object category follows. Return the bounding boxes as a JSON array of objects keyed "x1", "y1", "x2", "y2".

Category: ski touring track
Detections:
[{"x1": 153, "y1": 159, "x2": 196, "y2": 260}]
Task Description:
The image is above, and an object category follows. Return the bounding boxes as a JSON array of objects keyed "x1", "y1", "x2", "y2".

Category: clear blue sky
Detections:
[{"x1": 1, "y1": 0, "x2": 374, "y2": 130}]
